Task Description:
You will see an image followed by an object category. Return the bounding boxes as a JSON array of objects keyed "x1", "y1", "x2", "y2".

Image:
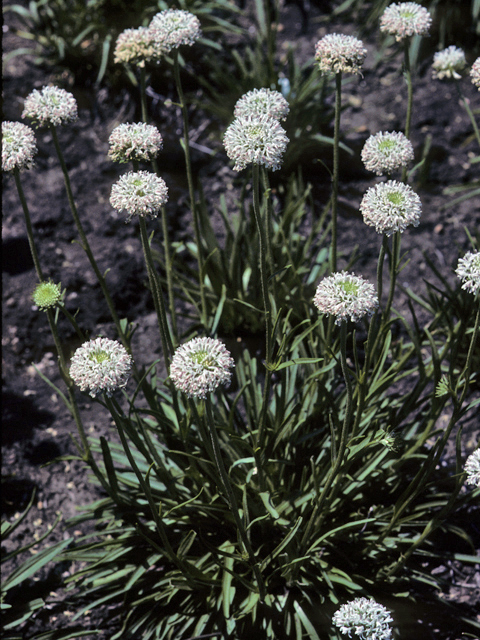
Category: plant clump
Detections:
[
  {"x1": 2, "y1": 121, "x2": 37, "y2": 172},
  {"x1": 169, "y1": 337, "x2": 235, "y2": 399},
  {"x1": 22, "y1": 85, "x2": 78, "y2": 127},
  {"x1": 314, "y1": 33, "x2": 367, "y2": 75},
  {"x1": 360, "y1": 180, "x2": 422, "y2": 236}
]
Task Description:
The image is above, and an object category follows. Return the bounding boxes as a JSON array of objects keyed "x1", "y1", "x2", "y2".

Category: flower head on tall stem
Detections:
[
  {"x1": 22, "y1": 86, "x2": 78, "y2": 128},
  {"x1": 361, "y1": 131, "x2": 414, "y2": 175},
  {"x1": 70, "y1": 337, "x2": 133, "y2": 398},
  {"x1": 170, "y1": 337, "x2": 235, "y2": 399},
  {"x1": 234, "y1": 88, "x2": 290, "y2": 121},
  {"x1": 110, "y1": 171, "x2": 168, "y2": 221},
  {"x1": 455, "y1": 250, "x2": 480, "y2": 295},
  {"x1": 108, "y1": 123, "x2": 163, "y2": 163},
  {"x1": 114, "y1": 27, "x2": 163, "y2": 66},
  {"x1": 333, "y1": 597, "x2": 393, "y2": 640},
  {"x1": 360, "y1": 180, "x2": 421, "y2": 236},
  {"x1": 223, "y1": 114, "x2": 288, "y2": 172},
  {"x1": 314, "y1": 34, "x2": 367, "y2": 75},
  {"x1": 464, "y1": 449, "x2": 480, "y2": 488},
  {"x1": 149, "y1": 9, "x2": 201, "y2": 53},
  {"x1": 471, "y1": 57, "x2": 480, "y2": 90},
  {"x1": 32, "y1": 281, "x2": 62, "y2": 310},
  {"x1": 432, "y1": 46, "x2": 467, "y2": 81},
  {"x1": 380, "y1": 2, "x2": 432, "y2": 41},
  {"x1": 2, "y1": 121, "x2": 37, "y2": 172},
  {"x1": 313, "y1": 271, "x2": 379, "y2": 325}
]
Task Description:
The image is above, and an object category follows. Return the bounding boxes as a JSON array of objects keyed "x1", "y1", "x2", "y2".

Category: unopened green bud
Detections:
[{"x1": 32, "y1": 281, "x2": 62, "y2": 310}]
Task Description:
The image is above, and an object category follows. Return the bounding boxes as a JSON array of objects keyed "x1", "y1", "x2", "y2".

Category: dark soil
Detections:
[{"x1": 2, "y1": 1, "x2": 479, "y2": 638}]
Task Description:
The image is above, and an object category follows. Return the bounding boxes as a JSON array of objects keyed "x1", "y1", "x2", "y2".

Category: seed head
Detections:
[
  {"x1": 108, "y1": 123, "x2": 163, "y2": 164},
  {"x1": 314, "y1": 34, "x2": 367, "y2": 75},
  {"x1": 2, "y1": 121, "x2": 37, "y2": 172},
  {"x1": 70, "y1": 337, "x2": 133, "y2": 398},
  {"x1": 313, "y1": 272, "x2": 379, "y2": 325},
  {"x1": 432, "y1": 46, "x2": 466, "y2": 81},
  {"x1": 114, "y1": 27, "x2": 163, "y2": 67},
  {"x1": 234, "y1": 88, "x2": 290, "y2": 121},
  {"x1": 170, "y1": 337, "x2": 235, "y2": 399},
  {"x1": 361, "y1": 131, "x2": 414, "y2": 175},
  {"x1": 455, "y1": 250, "x2": 480, "y2": 295},
  {"x1": 360, "y1": 180, "x2": 421, "y2": 236},
  {"x1": 223, "y1": 114, "x2": 289, "y2": 172},
  {"x1": 333, "y1": 597, "x2": 393, "y2": 640},
  {"x1": 110, "y1": 171, "x2": 169, "y2": 221},
  {"x1": 22, "y1": 86, "x2": 78, "y2": 127},
  {"x1": 380, "y1": 2, "x2": 432, "y2": 41},
  {"x1": 32, "y1": 281, "x2": 62, "y2": 310},
  {"x1": 464, "y1": 450, "x2": 480, "y2": 488},
  {"x1": 149, "y1": 9, "x2": 201, "y2": 54},
  {"x1": 470, "y1": 57, "x2": 480, "y2": 90}
]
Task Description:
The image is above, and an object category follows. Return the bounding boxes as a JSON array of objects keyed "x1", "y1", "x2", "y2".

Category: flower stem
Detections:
[
  {"x1": 331, "y1": 72, "x2": 342, "y2": 273},
  {"x1": 205, "y1": 398, "x2": 266, "y2": 600},
  {"x1": 454, "y1": 79, "x2": 480, "y2": 149},
  {"x1": 13, "y1": 169, "x2": 44, "y2": 281},
  {"x1": 402, "y1": 40, "x2": 413, "y2": 182}
]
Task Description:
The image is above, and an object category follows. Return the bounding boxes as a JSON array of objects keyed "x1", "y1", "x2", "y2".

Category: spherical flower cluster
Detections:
[
  {"x1": 313, "y1": 272, "x2": 379, "y2": 325},
  {"x1": 113, "y1": 27, "x2": 162, "y2": 67},
  {"x1": 234, "y1": 88, "x2": 290, "y2": 121},
  {"x1": 333, "y1": 597, "x2": 393, "y2": 640},
  {"x1": 110, "y1": 171, "x2": 169, "y2": 221},
  {"x1": 2, "y1": 121, "x2": 37, "y2": 172},
  {"x1": 149, "y1": 9, "x2": 201, "y2": 54},
  {"x1": 170, "y1": 337, "x2": 235, "y2": 399},
  {"x1": 360, "y1": 180, "x2": 421, "y2": 236},
  {"x1": 32, "y1": 281, "x2": 62, "y2": 310},
  {"x1": 432, "y1": 46, "x2": 466, "y2": 81},
  {"x1": 314, "y1": 34, "x2": 367, "y2": 75},
  {"x1": 361, "y1": 131, "x2": 414, "y2": 175},
  {"x1": 471, "y1": 57, "x2": 480, "y2": 90},
  {"x1": 22, "y1": 86, "x2": 78, "y2": 127},
  {"x1": 70, "y1": 337, "x2": 133, "y2": 398},
  {"x1": 380, "y1": 2, "x2": 432, "y2": 41},
  {"x1": 223, "y1": 114, "x2": 289, "y2": 172},
  {"x1": 464, "y1": 450, "x2": 480, "y2": 488},
  {"x1": 455, "y1": 250, "x2": 480, "y2": 295},
  {"x1": 108, "y1": 123, "x2": 163, "y2": 164}
]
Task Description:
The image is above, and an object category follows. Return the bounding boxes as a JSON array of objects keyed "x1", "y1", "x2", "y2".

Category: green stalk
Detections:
[
  {"x1": 139, "y1": 66, "x2": 149, "y2": 125},
  {"x1": 205, "y1": 398, "x2": 266, "y2": 600},
  {"x1": 383, "y1": 231, "x2": 401, "y2": 323},
  {"x1": 402, "y1": 40, "x2": 413, "y2": 182},
  {"x1": 330, "y1": 72, "x2": 342, "y2": 273},
  {"x1": 252, "y1": 164, "x2": 272, "y2": 364},
  {"x1": 13, "y1": 169, "x2": 44, "y2": 281},
  {"x1": 454, "y1": 79, "x2": 480, "y2": 149},
  {"x1": 172, "y1": 50, "x2": 207, "y2": 326}
]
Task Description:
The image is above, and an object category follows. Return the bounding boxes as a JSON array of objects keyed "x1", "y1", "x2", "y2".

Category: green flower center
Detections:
[
  {"x1": 400, "y1": 10, "x2": 416, "y2": 19},
  {"x1": 192, "y1": 350, "x2": 216, "y2": 369},
  {"x1": 90, "y1": 350, "x2": 110, "y2": 364},
  {"x1": 378, "y1": 139, "x2": 395, "y2": 152},
  {"x1": 340, "y1": 281, "x2": 359, "y2": 295},
  {"x1": 387, "y1": 191, "x2": 404, "y2": 206}
]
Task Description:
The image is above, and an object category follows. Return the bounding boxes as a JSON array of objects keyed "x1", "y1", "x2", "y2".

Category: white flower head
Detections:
[
  {"x1": 149, "y1": 9, "x2": 201, "y2": 54},
  {"x1": 360, "y1": 180, "x2": 421, "y2": 236},
  {"x1": 170, "y1": 337, "x2": 235, "y2": 399},
  {"x1": 333, "y1": 597, "x2": 393, "y2": 640},
  {"x1": 464, "y1": 449, "x2": 480, "y2": 488},
  {"x1": 114, "y1": 27, "x2": 163, "y2": 67},
  {"x1": 313, "y1": 272, "x2": 379, "y2": 325},
  {"x1": 314, "y1": 34, "x2": 367, "y2": 75},
  {"x1": 223, "y1": 114, "x2": 289, "y2": 172},
  {"x1": 470, "y1": 57, "x2": 480, "y2": 90},
  {"x1": 234, "y1": 88, "x2": 290, "y2": 121},
  {"x1": 455, "y1": 250, "x2": 480, "y2": 295},
  {"x1": 32, "y1": 281, "x2": 62, "y2": 310},
  {"x1": 70, "y1": 337, "x2": 133, "y2": 398},
  {"x1": 108, "y1": 123, "x2": 163, "y2": 164},
  {"x1": 432, "y1": 46, "x2": 467, "y2": 81},
  {"x1": 22, "y1": 86, "x2": 78, "y2": 127},
  {"x1": 110, "y1": 170, "x2": 169, "y2": 221},
  {"x1": 361, "y1": 131, "x2": 414, "y2": 175},
  {"x1": 2, "y1": 121, "x2": 37, "y2": 172},
  {"x1": 380, "y1": 2, "x2": 432, "y2": 41}
]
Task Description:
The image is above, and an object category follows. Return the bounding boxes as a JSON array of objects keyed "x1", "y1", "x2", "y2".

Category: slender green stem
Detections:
[
  {"x1": 261, "y1": 167, "x2": 277, "y2": 300},
  {"x1": 384, "y1": 231, "x2": 401, "y2": 323},
  {"x1": 50, "y1": 126, "x2": 130, "y2": 352},
  {"x1": 252, "y1": 164, "x2": 272, "y2": 364},
  {"x1": 139, "y1": 66, "x2": 149, "y2": 125},
  {"x1": 138, "y1": 216, "x2": 173, "y2": 369},
  {"x1": 331, "y1": 72, "x2": 342, "y2": 273},
  {"x1": 205, "y1": 398, "x2": 266, "y2": 600},
  {"x1": 454, "y1": 80, "x2": 480, "y2": 149},
  {"x1": 14, "y1": 169, "x2": 44, "y2": 281},
  {"x1": 160, "y1": 204, "x2": 178, "y2": 340},
  {"x1": 172, "y1": 50, "x2": 207, "y2": 326},
  {"x1": 402, "y1": 40, "x2": 413, "y2": 183}
]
